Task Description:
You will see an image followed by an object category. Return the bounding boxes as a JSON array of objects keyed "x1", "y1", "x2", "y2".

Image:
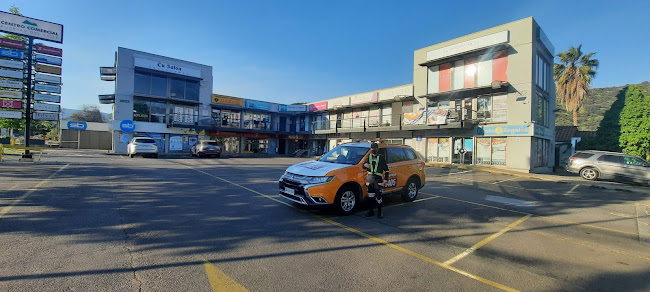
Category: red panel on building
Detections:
[
  {"x1": 243, "y1": 132, "x2": 271, "y2": 139},
  {"x1": 464, "y1": 57, "x2": 476, "y2": 88},
  {"x1": 492, "y1": 50, "x2": 508, "y2": 82},
  {"x1": 0, "y1": 100, "x2": 22, "y2": 109},
  {"x1": 35, "y1": 44, "x2": 63, "y2": 57},
  {"x1": 439, "y1": 63, "x2": 451, "y2": 92},
  {"x1": 0, "y1": 38, "x2": 25, "y2": 49},
  {"x1": 208, "y1": 130, "x2": 240, "y2": 137}
]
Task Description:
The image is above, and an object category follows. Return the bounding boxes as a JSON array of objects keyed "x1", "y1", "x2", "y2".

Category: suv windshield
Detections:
[
  {"x1": 203, "y1": 142, "x2": 219, "y2": 146},
  {"x1": 319, "y1": 145, "x2": 368, "y2": 165},
  {"x1": 134, "y1": 138, "x2": 155, "y2": 143}
]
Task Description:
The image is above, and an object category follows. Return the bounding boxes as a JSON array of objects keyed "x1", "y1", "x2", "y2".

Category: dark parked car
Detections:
[
  {"x1": 566, "y1": 150, "x2": 650, "y2": 184},
  {"x1": 190, "y1": 140, "x2": 222, "y2": 158}
]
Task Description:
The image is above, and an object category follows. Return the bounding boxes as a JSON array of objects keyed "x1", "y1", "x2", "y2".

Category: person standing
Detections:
[{"x1": 363, "y1": 142, "x2": 389, "y2": 219}]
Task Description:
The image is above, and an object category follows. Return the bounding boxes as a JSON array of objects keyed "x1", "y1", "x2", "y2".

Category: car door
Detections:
[
  {"x1": 622, "y1": 156, "x2": 650, "y2": 182},
  {"x1": 595, "y1": 155, "x2": 624, "y2": 179},
  {"x1": 385, "y1": 147, "x2": 409, "y2": 192}
]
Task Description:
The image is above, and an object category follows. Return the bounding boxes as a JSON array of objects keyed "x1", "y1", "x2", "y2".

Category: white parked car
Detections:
[{"x1": 127, "y1": 137, "x2": 158, "y2": 158}]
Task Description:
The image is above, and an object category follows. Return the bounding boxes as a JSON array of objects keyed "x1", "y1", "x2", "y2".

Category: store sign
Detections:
[
  {"x1": 35, "y1": 63, "x2": 61, "y2": 75},
  {"x1": 34, "y1": 93, "x2": 60, "y2": 103},
  {"x1": 0, "y1": 68, "x2": 23, "y2": 79},
  {"x1": 169, "y1": 135, "x2": 183, "y2": 151},
  {"x1": 309, "y1": 101, "x2": 327, "y2": 111},
  {"x1": 67, "y1": 121, "x2": 87, "y2": 130},
  {"x1": 134, "y1": 58, "x2": 201, "y2": 78},
  {"x1": 35, "y1": 53, "x2": 62, "y2": 66},
  {"x1": 33, "y1": 111, "x2": 58, "y2": 121},
  {"x1": 0, "y1": 99, "x2": 22, "y2": 109},
  {"x1": 378, "y1": 85, "x2": 413, "y2": 101},
  {"x1": 211, "y1": 95, "x2": 244, "y2": 106},
  {"x1": 279, "y1": 104, "x2": 307, "y2": 112},
  {"x1": 426, "y1": 30, "x2": 509, "y2": 62},
  {"x1": 33, "y1": 102, "x2": 60, "y2": 112},
  {"x1": 0, "y1": 37, "x2": 25, "y2": 49},
  {"x1": 0, "y1": 109, "x2": 21, "y2": 119},
  {"x1": 245, "y1": 100, "x2": 271, "y2": 111},
  {"x1": 0, "y1": 89, "x2": 21, "y2": 99},
  {"x1": 120, "y1": 120, "x2": 135, "y2": 132},
  {"x1": 0, "y1": 11, "x2": 64, "y2": 43},
  {"x1": 0, "y1": 48, "x2": 24, "y2": 59},
  {"x1": 0, "y1": 79, "x2": 22, "y2": 89},
  {"x1": 35, "y1": 73, "x2": 61, "y2": 84},
  {"x1": 34, "y1": 83, "x2": 61, "y2": 94},
  {"x1": 476, "y1": 125, "x2": 530, "y2": 136},
  {"x1": 35, "y1": 44, "x2": 62, "y2": 56},
  {"x1": 328, "y1": 97, "x2": 350, "y2": 109},
  {"x1": 0, "y1": 58, "x2": 24, "y2": 69},
  {"x1": 350, "y1": 92, "x2": 378, "y2": 105}
]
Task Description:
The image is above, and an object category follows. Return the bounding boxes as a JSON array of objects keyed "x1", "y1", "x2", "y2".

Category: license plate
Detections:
[{"x1": 284, "y1": 187, "x2": 295, "y2": 196}]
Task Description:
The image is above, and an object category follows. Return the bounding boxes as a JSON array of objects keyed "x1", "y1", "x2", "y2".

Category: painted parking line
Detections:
[
  {"x1": 563, "y1": 184, "x2": 580, "y2": 196},
  {"x1": 383, "y1": 195, "x2": 439, "y2": 209},
  {"x1": 491, "y1": 177, "x2": 520, "y2": 185},
  {"x1": 443, "y1": 214, "x2": 532, "y2": 266},
  {"x1": 449, "y1": 170, "x2": 472, "y2": 175},
  {"x1": 0, "y1": 164, "x2": 69, "y2": 218},
  {"x1": 204, "y1": 259, "x2": 249, "y2": 292}
]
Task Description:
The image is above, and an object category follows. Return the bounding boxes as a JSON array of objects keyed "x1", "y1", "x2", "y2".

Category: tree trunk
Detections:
[{"x1": 573, "y1": 110, "x2": 579, "y2": 127}]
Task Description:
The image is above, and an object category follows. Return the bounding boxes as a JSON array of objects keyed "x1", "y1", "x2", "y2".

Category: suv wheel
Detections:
[
  {"x1": 580, "y1": 167, "x2": 599, "y2": 180},
  {"x1": 401, "y1": 178, "x2": 419, "y2": 202},
  {"x1": 335, "y1": 187, "x2": 357, "y2": 215}
]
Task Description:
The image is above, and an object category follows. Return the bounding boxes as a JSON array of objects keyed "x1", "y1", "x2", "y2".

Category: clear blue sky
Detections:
[{"x1": 4, "y1": 0, "x2": 649, "y2": 112}]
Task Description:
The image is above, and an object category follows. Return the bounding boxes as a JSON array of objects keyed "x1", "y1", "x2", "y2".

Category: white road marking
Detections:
[
  {"x1": 449, "y1": 170, "x2": 472, "y2": 175},
  {"x1": 563, "y1": 184, "x2": 580, "y2": 196},
  {"x1": 491, "y1": 177, "x2": 519, "y2": 185},
  {"x1": 485, "y1": 195, "x2": 540, "y2": 207}
]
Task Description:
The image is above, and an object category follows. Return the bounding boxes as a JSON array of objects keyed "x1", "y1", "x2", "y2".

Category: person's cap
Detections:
[{"x1": 371, "y1": 142, "x2": 379, "y2": 149}]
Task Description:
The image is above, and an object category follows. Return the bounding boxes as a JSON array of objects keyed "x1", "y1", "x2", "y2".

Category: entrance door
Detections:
[
  {"x1": 452, "y1": 137, "x2": 474, "y2": 165},
  {"x1": 278, "y1": 139, "x2": 286, "y2": 155}
]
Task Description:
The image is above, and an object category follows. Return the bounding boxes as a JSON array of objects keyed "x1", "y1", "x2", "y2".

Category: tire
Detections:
[
  {"x1": 401, "y1": 178, "x2": 420, "y2": 202},
  {"x1": 216, "y1": 154, "x2": 221, "y2": 158},
  {"x1": 153, "y1": 153, "x2": 158, "y2": 158},
  {"x1": 335, "y1": 187, "x2": 358, "y2": 215},
  {"x1": 580, "y1": 167, "x2": 599, "y2": 180}
]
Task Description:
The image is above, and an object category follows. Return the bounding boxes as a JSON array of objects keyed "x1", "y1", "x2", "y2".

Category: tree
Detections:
[
  {"x1": 554, "y1": 45, "x2": 599, "y2": 127},
  {"x1": 69, "y1": 105, "x2": 105, "y2": 123},
  {"x1": 1, "y1": 6, "x2": 27, "y2": 42},
  {"x1": 619, "y1": 85, "x2": 650, "y2": 160}
]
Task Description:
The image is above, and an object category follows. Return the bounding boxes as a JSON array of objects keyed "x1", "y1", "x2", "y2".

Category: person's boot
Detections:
[
  {"x1": 377, "y1": 205, "x2": 383, "y2": 219},
  {"x1": 365, "y1": 209, "x2": 375, "y2": 217}
]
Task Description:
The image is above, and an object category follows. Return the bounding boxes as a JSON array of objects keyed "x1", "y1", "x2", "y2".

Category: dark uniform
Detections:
[{"x1": 364, "y1": 144, "x2": 389, "y2": 219}]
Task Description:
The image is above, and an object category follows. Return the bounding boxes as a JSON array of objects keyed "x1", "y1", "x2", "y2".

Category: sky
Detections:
[{"x1": 3, "y1": 0, "x2": 649, "y2": 113}]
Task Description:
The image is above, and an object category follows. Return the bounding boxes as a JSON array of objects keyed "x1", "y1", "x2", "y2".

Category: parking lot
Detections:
[{"x1": 1, "y1": 149, "x2": 649, "y2": 291}]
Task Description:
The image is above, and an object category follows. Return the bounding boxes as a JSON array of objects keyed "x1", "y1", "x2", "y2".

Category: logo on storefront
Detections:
[
  {"x1": 120, "y1": 120, "x2": 135, "y2": 132},
  {"x1": 67, "y1": 121, "x2": 87, "y2": 130}
]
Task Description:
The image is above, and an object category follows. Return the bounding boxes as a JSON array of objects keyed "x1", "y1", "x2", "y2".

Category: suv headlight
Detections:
[{"x1": 305, "y1": 176, "x2": 334, "y2": 184}]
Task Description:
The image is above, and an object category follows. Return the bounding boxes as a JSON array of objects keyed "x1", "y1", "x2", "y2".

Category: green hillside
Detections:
[{"x1": 555, "y1": 81, "x2": 650, "y2": 131}]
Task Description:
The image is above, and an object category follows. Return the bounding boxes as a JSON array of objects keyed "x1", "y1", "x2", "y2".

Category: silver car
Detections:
[
  {"x1": 190, "y1": 140, "x2": 222, "y2": 158},
  {"x1": 127, "y1": 137, "x2": 159, "y2": 158},
  {"x1": 566, "y1": 150, "x2": 650, "y2": 184}
]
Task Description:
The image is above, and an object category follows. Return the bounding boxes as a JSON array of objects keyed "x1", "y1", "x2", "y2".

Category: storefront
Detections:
[{"x1": 209, "y1": 130, "x2": 241, "y2": 154}]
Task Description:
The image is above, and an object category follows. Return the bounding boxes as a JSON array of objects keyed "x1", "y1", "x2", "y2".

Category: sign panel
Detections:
[
  {"x1": 378, "y1": 85, "x2": 414, "y2": 101},
  {"x1": 35, "y1": 44, "x2": 62, "y2": 56},
  {"x1": 350, "y1": 92, "x2": 378, "y2": 105},
  {"x1": 309, "y1": 101, "x2": 327, "y2": 111},
  {"x1": 476, "y1": 125, "x2": 530, "y2": 136},
  {"x1": 0, "y1": 58, "x2": 24, "y2": 69},
  {"x1": 0, "y1": 99, "x2": 22, "y2": 109},
  {"x1": 0, "y1": 68, "x2": 23, "y2": 79},
  {"x1": 245, "y1": 100, "x2": 271, "y2": 111},
  {"x1": 34, "y1": 83, "x2": 61, "y2": 94},
  {"x1": 211, "y1": 94, "x2": 244, "y2": 106},
  {"x1": 120, "y1": 120, "x2": 135, "y2": 132},
  {"x1": 426, "y1": 30, "x2": 509, "y2": 62},
  {"x1": 134, "y1": 58, "x2": 201, "y2": 78},
  {"x1": 67, "y1": 121, "x2": 87, "y2": 130},
  {"x1": 169, "y1": 135, "x2": 183, "y2": 151},
  {"x1": 33, "y1": 102, "x2": 60, "y2": 112},
  {"x1": 0, "y1": 11, "x2": 64, "y2": 43},
  {"x1": 34, "y1": 73, "x2": 61, "y2": 84},
  {"x1": 0, "y1": 79, "x2": 22, "y2": 89},
  {"x1": 0, "y1": 37, "x2": 25, "y2": 49},
  {"x1": 0, "y1": 89, "x2": 21, "y2": 99},
  {"x1": 34, "y1": 53, "x2": 62, "y2": 66},
  {"x1": 0, "y1": 109, "x2": 21, "y2": 119},
  {"x1": 279, "y1": 104, "x2": 307, "y2": 112},
  {"x1": 33, "y1": 93, "x2": 60, "y2": 103},
  {"x1": 35, "y1": 63, "x2": 61, "y2": 75},
  {"x1": 0, "y1": 48, "x2": 24, "y2": 59},
  {"x1": 33, "y1": 111, "x2": 59, "y2": 121}
]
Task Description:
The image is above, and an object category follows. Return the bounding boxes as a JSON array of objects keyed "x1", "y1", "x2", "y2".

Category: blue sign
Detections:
[
  {"x1": 67, "y1": 121, "x2": 87, "y2": 130},
  {"x1": 476, "y1": 125, "x2": 530, "y2": 136},
  {"x1": 0, "y1": 48, "x2": 24, "y2": 60},
  {"x1": 35, "y1": 54, "x2": 63, "y2": 66},
  {"x1": 120, "y1": 120, "x2": 136, "y2": 132},
  {"x1": 245, "y1": 100, "x2": 271, "y2": 111},
  {"x1": 279, "y1": 104, "x2": 307, "y2": 112}
]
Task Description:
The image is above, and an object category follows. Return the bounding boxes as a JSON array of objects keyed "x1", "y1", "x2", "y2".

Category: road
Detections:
[{"x1": 1, "y1": 149, "x2": 649, "y2": 291}]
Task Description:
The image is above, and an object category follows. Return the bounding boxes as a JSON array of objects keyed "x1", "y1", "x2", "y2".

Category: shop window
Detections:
[
  {"x1": 133, "y1": 98, "x2": 166, "y2": 123},
  {"x1": 477, "y1": 53, "x2": 493, "y2": 86},
  {"x1": 452, "y1": 60, "x2": 464, "y2": 90},
  {"x1": 437, "y1": 138, "x2": 450, "y2": 163},
  {"x1": 133, "y1": 99, "x2": 150, "y2": 122},
  {"x1": 427, "y1": 65, "x2": 440, "y2": 94},
  {"x1": 149, "y1": 102, "x2": 167, "y2": 123},
  {"x1": 491, "y1": 138, "x2": 506, "y2": 165},
  {"x1": 381, "y1": 104, "x2": 392, "y2": 126},
  {"x1": 134, "y1": 71, "x2": 151, "y2": 95},
  {"x1": 244, "y1": 138, "x2": 269, "y2": 153},
  {"x1": 151, "y1": 73, "x2": 167, "y2": 96},
  {"x1": 536, "y1": 53, "x2": 551, "y2": 92},
  {"x1": 532, "y1": 138, "x2": 550, "y2": 167},
  {"x1": 534, "y1": 93, "x2": 549, "y2": 127},
  {"x1": 172, "y1": 105, "x2": 197, "y2": 124},
  {"x1": 476, "y1": 94, "x2": 507, "y2": 123},
  {"x1": 475, "y1": 137, "x2": 507, "y2": 165},
  {"x1": 426, "y1": 138, "x2": 438, "y2": 162},
  {"x1": 170, "y1": 77, "x2": 185, "y2": 99},
  {"x1": 186, "y1": 80, "x2": 200, "y2": 101}
]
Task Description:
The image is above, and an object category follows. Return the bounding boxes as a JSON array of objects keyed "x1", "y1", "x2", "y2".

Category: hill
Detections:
[
  {"x1": 555, "y1": 81, "x2": 650, "y2": 131},
  {"x1": 62, "y1": 108, "x2": 111, "y2": 121}
]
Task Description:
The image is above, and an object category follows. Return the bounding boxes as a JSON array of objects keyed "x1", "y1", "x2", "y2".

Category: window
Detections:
[
  {"x1": 476, "y1": 94, "x2": 507, "y2": 123},
  {"x1": 134, "y1": 71, "x2": 151, "y2": 95},
  {"x1": 387, "y1": 147, "x2": 408, "y2": 163},
  {"x1": 598, "y1": 155, "x2": 623, "y2": 164},
  {"x1": 133, "y1": 98, "x2": 167, "y2": 123},
  {"x1": 532, "y1": 138, "x2": 550, "y2": 167},
  {"x1": 572, "y1": 152, "x2": 595, "y2": 159},
  {"x1": 172, "y1": 105, "x2": 197, "y2": 124},
  {"x1": 427, "y1": 65, "x2": 439, "y2": 94},
  {"x1": 452, "y1": 60, "x2": 464, "y2": 90},
  {"x1": 186, "y1": 80, "x2": 200, "y2": 101},
  {"x1": 405, "y1": 149, "x2": 417, "y2": 161},
  {"x1": 535, "y1": 93, "x2": 549, "y2": 127},
  {"x1": 170, "y1": 77, "x2": 185, "y2": 99},
  {"x1": 151, "y1": 73, "x2": 167, "y2": 96},
  {"x1": 624, "y1": 156, "x2": 646, "y2": 166},
  {"x1": 536, "y1": 53, "x2": 550, "y2": 92},
  {"x1": 475, "y1": 137, "x2": 507, "y2": 165},
  {"x1": 134, "y1": 70, "x2": 200, "y2": 100}
]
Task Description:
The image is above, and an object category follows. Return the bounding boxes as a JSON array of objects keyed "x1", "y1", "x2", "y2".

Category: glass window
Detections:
[
  {"x1": 427, "y1": 65, "x2": 440, "y2": 94},
  {"x1": 387, "y1": 147, "x2": 408, "y2": 163},
  {"x1": 319, "y1": 145, "x2": 368, "y2": 165},
  {"x1": 438, "y1": 138, "x2": 450, "y2": 163},
  {"x1": 405, "y1": 149, "x2": 417, "y2": 161},
  {"x1": 151, "y1": 73, "x2": 167, "y2": 97},
  {"x1": 134, "y1": 71, "x2": 151, "y2": 95},
  {"x1": 186, "y1": 80, "x2": 200, "y2": 101},
  {"x1": 598, "y1": 155, "x2": 623, "y2": 164},
  {"x1": 170, "y1": 77, "x2": 185, "y2": 99},
  {"x1": 149, "y1": 102, "x2": 167, "y2": 123},
  {"x1": 426, "y1": 138, "x2": 438, "y2": 162},
  {"x1": 572, "y1": 152, "x2": 594, "y2": 159},
  {"x1": 477, "y1": 96, "x2": 492, "y2": 121},
  {"x1": 452, "y1": 60, "x2": 464, "y2": 90},
  {"x1": 133, "y1": 99, "x2": 150, "y2": 122},
  {"x1": 623, "y1": 156, "x2": 646, "y2": 166}
]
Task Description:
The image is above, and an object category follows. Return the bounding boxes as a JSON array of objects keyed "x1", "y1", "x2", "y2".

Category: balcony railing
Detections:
[{"x1": 311, "y1": 109, "x2": 471, "y2": 133}]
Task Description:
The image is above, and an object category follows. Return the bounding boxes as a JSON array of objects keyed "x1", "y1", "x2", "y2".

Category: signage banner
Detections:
[
  {"x1": 0, "y1": 89, "x2": 21, "y2": 99},
  {"x1": 35, "y1": 53, "x2": 62, "y2": 66},
  {"x1": 245, "y1": 100, "x2": 271, "y2": 111},
  {"x1": 350, "y1": 92, "x2": 378, "y2": 105},
  {"x1": 309, "y1": 101, "x2": 327, "y2": 111},
  {"x1": 0, "y1": 48, "x2": 24, "y2": 59},
  {"x1": 0, "y1": 37, "x2": 25, "y2": 49},
  {"x1": 426, "y1": 30, "x2": 509, "y2": 62},
  {"x1": 67, "y1": 121, "x2": 87, "y2": 130},
  {"x1": 0, "y1": 79, "x2": 23, "y2": 89},
  {"x1": 403, "y1": 111, "x2": 425, "y2": 125},
  {"x1": 0, "y1": 11, "x2": 64, "y2": 43},
  {"x1": 476, "y1": 125, "x2": 530, "y2": 136},
  {"x1": 120, "y1": 120, "x2": 136, "y2": 132},
  {"x1": 0, "y1": 99, "x2": 22, "y2": 109},
  {"x1": 134, "y1": 58, "x2": 201, "y2": 78},
  {"x1": 35, "y1": 44, "x2": 62, "y2": 56},
  {"x1": 34, "y1": 83, "x2": 61, "y2": 94},
  {"x1": 211, "y1": 95, "x2": 244, "y2": 106},
  {"x1": 0, "y1": 68, "x2": 23, "y2": 79},
  {"x1": 169, "y1": 135, "x2": 183, "y2": 151},
  {"x1": 35, "y1": 63, "x2": 61, "y2": 75},
  {"x1": 33, "y1": 102, "x2": 60, "y2": 112},
  {"x1": 427, "y1": 109, "x2": 448, "y2": 125},
  {"x1": 35, "y1": 73, "x2": 61, "y2": 84},
  {"x1": 0, "y1": 58, "x2": 24, "y2": 69},
  {"x1": 378, "y1": 85, "x2": 413, "y2": 101},
  {"x1": 33, "y1": 111, "x2": 59, "y2": 121},
  {"x1": 34, "y1": 93, "x2": 60, "y2": 103},
  {"x1": 0, "y1": 109, "x2": 21, "y2": 119},
  {"x1": 279, "y1": 104, "x2": 307, "y2": 112},
  {"x1": 328, "y1": 97, "x2": 350, "y2": 109}
]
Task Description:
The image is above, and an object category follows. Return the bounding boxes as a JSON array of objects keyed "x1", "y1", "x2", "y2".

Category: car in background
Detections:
[
  {"x1": 190, "y1": 140, "x2": 222, "y2": 158},
  {"x1": 127, "y1": 137, "x2": 158, "y2": 158},
  {"x1": 566, "y1": 150, "x2": 650, "y2": 184},
  {"x1": 279, "y1": 142, "x2": 426, "y2": 215}
]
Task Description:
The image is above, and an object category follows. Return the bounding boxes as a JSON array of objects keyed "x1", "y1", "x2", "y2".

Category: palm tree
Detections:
[{"x1": 554, "y1": 45, "x2": 599, "y2": 127}]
